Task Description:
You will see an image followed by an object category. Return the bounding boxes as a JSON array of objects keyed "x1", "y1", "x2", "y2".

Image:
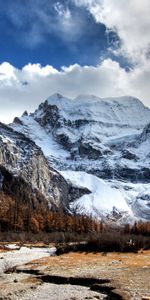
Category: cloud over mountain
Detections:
[
  {"x1": 0, "y1": 1, "x2": 150, "y2": 123},
  {"x1": 0, "y1": 59, "x2": 150, "y2": 123}
]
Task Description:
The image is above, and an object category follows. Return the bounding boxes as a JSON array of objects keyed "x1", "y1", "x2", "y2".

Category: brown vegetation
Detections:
[
  {"x1": 0, "y1": 191, "x2": 150, "y2": 252},
  {"x1": 0, "y1": 191, "x2": 100, "y2": 233},
  {"x1": 23, "y1": 250, "x2": 150, "y2": 300}
]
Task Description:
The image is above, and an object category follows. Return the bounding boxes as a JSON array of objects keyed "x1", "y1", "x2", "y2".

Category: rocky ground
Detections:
[{"x1": 0, "y1": 244, "x2": 149, "y2": 300}]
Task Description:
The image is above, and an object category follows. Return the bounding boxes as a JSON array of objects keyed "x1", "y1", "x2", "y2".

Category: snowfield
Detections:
[{"x1": 61, "y1": 171, "x2": 132, "y2": 220}]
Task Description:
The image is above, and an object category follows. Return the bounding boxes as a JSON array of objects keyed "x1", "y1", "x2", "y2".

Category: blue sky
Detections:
[
  {"x1": 0, "y1": 0, "x2": 150, "y2": 123},
  {"x1": 0, "y1": 0, "x2": 116, "y2": 68}
]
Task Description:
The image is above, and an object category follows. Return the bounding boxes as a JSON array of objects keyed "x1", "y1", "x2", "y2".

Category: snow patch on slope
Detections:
[
  {"x1": 61, "y1": 171, "x2": 132, "y2": 219},
  {"x1": 12, "y1": 115, "x2": 69, "y2": 159}
]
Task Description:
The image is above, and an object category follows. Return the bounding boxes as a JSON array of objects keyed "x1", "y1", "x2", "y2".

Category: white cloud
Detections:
[
  {"x1": 22, "y1": 63, "x2": 58, "y2": 76},
  {"x1": 0, "y1": 62, "x2": 17, "y2": 82},
  {"x1": 0, "y1": 60, "x2": 150, "y2": 123},
  {"x1": 73, "y1": 0, "x2": 150, "y2": 64}
]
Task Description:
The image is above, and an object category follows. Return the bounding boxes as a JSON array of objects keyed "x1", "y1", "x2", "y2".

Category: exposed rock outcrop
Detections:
[{"x1": 0, "y1": 122, "x2": 69, "y2": 210}]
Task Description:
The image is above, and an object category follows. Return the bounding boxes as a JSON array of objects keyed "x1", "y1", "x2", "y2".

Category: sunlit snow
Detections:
[{"x1": 61, "y1": 171, "x2": 132, "y2": 218}]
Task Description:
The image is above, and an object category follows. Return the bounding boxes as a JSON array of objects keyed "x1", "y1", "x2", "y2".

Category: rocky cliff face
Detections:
[
  {"x1": 0, "y1": 122, "x2": 69, "y2": 211},
  {"x1": 11, "y1": 94, "x2": 150, "y2": 222}
]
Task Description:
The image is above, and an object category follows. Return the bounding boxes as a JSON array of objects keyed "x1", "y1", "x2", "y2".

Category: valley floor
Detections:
[{"x1": 0, "y1": 245, "x2": 150, "y2": 300}]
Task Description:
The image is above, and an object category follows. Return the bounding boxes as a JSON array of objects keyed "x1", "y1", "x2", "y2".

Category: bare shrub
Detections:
[{"x1": 2, "y1": 259, "x2": 16, "y2": 273}]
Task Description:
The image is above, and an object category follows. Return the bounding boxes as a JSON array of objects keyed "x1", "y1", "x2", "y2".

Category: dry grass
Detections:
[
  {"x1": 28, "y1": 250, "x2": 150, "y2": 299},
  {"x1": 31, "y1": 249, "x2": 150, "y2": 269},
  {"x1": 0, "y1": 245, "x2": 149, "y2": 299}
]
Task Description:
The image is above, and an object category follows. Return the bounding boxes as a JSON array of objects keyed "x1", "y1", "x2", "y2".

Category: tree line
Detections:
[{"x1": 0, "y1": 191, "x2": 150, "y2": 237}]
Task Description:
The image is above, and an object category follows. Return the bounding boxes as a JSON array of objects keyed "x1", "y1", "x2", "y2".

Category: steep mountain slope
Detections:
[
  {"x1": 61, "y1": 171, "x2": 133, "y2": 222},
  {"x1": 0, "y1": 122, "x2": 69, "y2": 211},
  {"x1": 11, "y1": 94, "x2": 150, "y2": 222}
]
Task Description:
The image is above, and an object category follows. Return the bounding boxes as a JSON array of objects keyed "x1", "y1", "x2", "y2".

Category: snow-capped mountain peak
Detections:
[{"x1": 11, "y1": 94, "x2": 150, "y2": 222}]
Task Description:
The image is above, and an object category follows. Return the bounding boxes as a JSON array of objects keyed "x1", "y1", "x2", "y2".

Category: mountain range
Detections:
[{"x1": 1, "y1": 93, "x2": 150, "y2": 223}]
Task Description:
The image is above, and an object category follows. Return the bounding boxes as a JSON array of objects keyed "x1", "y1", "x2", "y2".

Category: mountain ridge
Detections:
[{"x1": 9, "y1": 93, "x2": 150, "y2": 222}]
